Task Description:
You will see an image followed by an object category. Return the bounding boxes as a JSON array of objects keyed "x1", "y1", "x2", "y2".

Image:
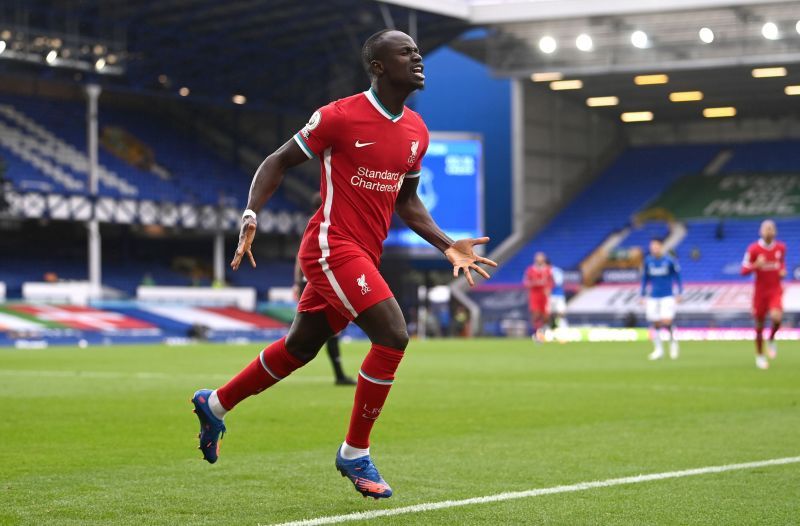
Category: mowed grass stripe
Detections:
[{"x1": 274, "y1": 456, "x2": 800, "y2": 526}]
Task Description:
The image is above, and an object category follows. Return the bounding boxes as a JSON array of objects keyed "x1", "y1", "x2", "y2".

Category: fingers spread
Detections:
[
  {"x1": 453, "y1": 266, "x2": 459, "y2": 278},
  {"x1": 247, "y1": 250, "x2": 257, "y2": 268},
  {"x1": 471, "y1": 237, "x2": 490, "y2": 245},
  {"x1": 471, "y1": 264, "x2": 490, "y2": 279},
  {"x1": 465, "y1": 268, "x2": 475, "y2": 286},
  {"x1": 478, "y1": 256, "x2": 498, "y2": 267}
]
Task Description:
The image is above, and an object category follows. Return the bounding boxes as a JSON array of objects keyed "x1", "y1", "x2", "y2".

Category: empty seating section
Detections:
[
  {"x1": 618, "y1": 222, "x2": 671, "y2": 250},
  {"x1": 0, "y1": 94, "x2": 296, "y2": 210},
  {"x1": 678, "y1": 219, "x2": 800, "y2": 282},
  {"x1": 0, "y1": 101, "x2": 136, "y2": 196},
  {"x1": 491, "y1": 144, "x2": 719, "y2": 283}
]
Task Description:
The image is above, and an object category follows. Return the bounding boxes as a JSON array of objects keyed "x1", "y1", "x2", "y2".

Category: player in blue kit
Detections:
[{"x1": 640, "y1": 238, "x2": 683, "y2": 360}]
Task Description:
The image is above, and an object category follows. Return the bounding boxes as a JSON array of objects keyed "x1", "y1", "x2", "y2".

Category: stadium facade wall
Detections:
[
  {"x1": 519, "y1": 81, "x2": 623, "y2": 238},
  {"x1": 627, "y1": 116, "x2": 800, "y2": 145}
]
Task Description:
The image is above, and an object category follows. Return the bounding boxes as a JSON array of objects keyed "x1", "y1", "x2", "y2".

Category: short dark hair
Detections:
[
  {"x1": 361, "y1": 29, "x2": 395, "y2": 79},
  {"x1": 651, "y1": 237, "x2": 664, "y2": 243}
]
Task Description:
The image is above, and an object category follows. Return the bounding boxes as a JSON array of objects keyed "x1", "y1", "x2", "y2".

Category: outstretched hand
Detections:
[
  {"x1": 444, "y1": 237, "x2": 498, "y2": 287},
  {"x1": 230, "y1": 218, "x2": 257, "y2": 271}
]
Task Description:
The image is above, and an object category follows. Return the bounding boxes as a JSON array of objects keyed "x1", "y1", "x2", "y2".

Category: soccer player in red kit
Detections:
[
  {"x1": 190, "y1": 29, "x2": 497, "y2": 499},
  {"x1": 523, "y1": 252, "x2": 552, "y2": 341},
  {"x1": 741, "y1": 219, "x2": 786, "y2": 370}
]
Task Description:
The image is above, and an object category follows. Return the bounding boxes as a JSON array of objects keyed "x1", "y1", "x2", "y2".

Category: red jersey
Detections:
[
  {"x1": 293, "y1": 89, "x2": 429, "y2": 265},
  {"x1": 741, "y1": 239, "x2": 786, "y2": 292},
  {"x1": 524, "y1": 265, "x2": 553, "y2": 296}
]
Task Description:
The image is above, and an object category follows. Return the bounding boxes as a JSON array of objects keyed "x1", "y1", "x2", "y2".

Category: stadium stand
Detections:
[
  {"x1": 491, "y1": 144, "x2": 720, "y2": 282},
  {"x1": 678, "y1": 218, "x2": 800, "y2": 282},
  {"x1": 616, "y1": 222, "x2": 672, "y2": 251},
  {"x1": 0, "y1": 94, "x2": 296, "y2": 210},
  {"x1": 493, "y1": 140, "x2": 800, "y2": 285}
]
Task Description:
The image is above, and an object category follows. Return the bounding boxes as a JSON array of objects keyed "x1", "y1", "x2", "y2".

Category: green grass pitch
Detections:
[{"x1": 2, "y1": 339, "x2": 799, "y2": 525}]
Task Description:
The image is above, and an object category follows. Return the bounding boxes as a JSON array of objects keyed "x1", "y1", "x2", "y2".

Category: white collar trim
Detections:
[
  {"x1": 758, "y1": 239, "x2": 776, "y2": 249},
  {"x1": 363, "y1": 88, "x2": 404, "y2": 123}
]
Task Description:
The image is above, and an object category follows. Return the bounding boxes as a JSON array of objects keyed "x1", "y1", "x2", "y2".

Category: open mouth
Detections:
[{"x1": 412, "y1": 64, "x2": 425, "y2": 80}]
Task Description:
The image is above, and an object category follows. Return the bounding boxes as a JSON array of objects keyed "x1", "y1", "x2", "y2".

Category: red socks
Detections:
[
  {"x1": 770, "y1": 322, "x2": 781, "y2": 340},
  {"x1": 345, "y1": 344, "x2": 404, "y2": 449},
  {"x1": 215, "y1": 339, "x2": 405, "y2": 450},
  {"x1": 216, "y1": 337, "x2": 304, "y2": 410}
]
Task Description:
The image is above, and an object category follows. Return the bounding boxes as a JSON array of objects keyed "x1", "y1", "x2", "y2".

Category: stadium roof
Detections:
[
  {"x1": 0, "y1": 1, "x2": 467, "y2": 113},
  {"x1": 384, "y1": 0, "x2": 798, "y2": 23},
  {"x1": 440, "y1": 1, "x2": 800, "y2": 121}
]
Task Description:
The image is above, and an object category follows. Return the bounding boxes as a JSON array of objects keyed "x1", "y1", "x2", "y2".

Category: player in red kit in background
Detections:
[
  {"x1": 523, "y1": 252, "x2": 553, "y2": 342},
  {"x1": 741, "y1": 219, "x2": 786, "y2": 370},
  {"x1": 189, "y1": 29, "x2": 497, "y2": 499}
]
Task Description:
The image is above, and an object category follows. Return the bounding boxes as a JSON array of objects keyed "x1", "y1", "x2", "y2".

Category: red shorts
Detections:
[
  {"x1": 297, "y1": 252, "x2": 394, "y2": 333},
  {"x1": 753, "y1": 288, "x2": 783, "y2": 319},
  {"x1": 529, "y1": 294, "x2": 549, "y2": 315}
]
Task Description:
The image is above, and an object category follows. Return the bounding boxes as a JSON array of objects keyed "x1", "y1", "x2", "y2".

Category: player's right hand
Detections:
[{"x1": 231, "y1": 218, "x2": 257, "y2": 271}]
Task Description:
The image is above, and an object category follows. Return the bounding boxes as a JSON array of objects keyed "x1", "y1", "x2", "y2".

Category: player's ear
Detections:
[{"x1": 370, "y1": 59, "x2": 384, "y2": 77}]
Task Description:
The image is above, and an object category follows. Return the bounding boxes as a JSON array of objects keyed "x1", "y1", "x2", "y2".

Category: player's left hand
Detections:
[{"x1": 445, "y1": 237, "x2": 498, "y2": 287}]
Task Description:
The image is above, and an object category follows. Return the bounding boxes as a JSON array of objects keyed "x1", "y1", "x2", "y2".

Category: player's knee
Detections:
[
  {"x1": 284, "y1": 331, "x2": 324, "y2": 362},
  {"x1": 378, "y1": 325, "x2": 409, "y2": 350}
]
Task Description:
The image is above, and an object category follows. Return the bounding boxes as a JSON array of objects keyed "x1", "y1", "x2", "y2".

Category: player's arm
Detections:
[
  {"x1": 672, "y1": 259, "x2": 683, "y2": 299},
  {"x1": 780, "y1": 244, "x2": 787, "y2": 278},
  {"x1": 741, "y1": 248, "x2": 753, "y2": 275},
  {"x1": 522, "y1": 268, "x2": 533, "y2": 289},
  {"x1": 395, "y1": 176, "x2": 497, "y2": 286},
  {"x1": 230, "y1": 140, "x2": 309, "y2": 271}
]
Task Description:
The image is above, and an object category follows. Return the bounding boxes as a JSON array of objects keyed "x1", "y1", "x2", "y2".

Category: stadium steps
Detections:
[
  {"x1": 0, "y1": 104, "x2": 136, "y2": 196},
  {"x1": 0, "y1": 94, "x2": 298, "y2": 210}
]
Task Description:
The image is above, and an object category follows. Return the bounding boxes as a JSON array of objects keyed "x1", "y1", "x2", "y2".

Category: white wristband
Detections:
[{"x1": 242, "y1": 209, "x2": 257, "y2": 221}]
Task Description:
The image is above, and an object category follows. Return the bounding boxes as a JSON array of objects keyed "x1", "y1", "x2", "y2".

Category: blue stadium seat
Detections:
[
  {"x1": 0, "y1": 94, "x2": 297, "y2": 211},
  {"x1": 492, "y1": 144, "x2": 719, "y2": 283}
]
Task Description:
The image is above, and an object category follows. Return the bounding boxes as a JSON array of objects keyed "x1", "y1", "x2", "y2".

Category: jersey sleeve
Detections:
[
  {"x1": 405, "y1": 124, "x2": 429, "y2": 179},
  {"x1": 293, "y1": 104, "x2": 344, "y2": 159},
  {"x1": 741, "y1": 245, "x2": 755, "y2": 275}
]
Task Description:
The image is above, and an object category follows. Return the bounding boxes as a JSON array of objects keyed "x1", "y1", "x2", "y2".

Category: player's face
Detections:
[
  {"x1": 761, "y1": 221, "x2": 776, "y2": 242},
  {"x1": 535, "y1": 253, "x2": 546, "y2": 266},
  {"x1": 650, "y1": 241, "x2": 663, "y2": 257},
  {"x1": 374, "y1": 31, "x2": 425, "y2": 90}
]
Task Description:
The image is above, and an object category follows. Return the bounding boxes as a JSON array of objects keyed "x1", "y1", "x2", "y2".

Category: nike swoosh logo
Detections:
[{"x1": 355, "y1": 141, "x2": 376, "y2": 148}]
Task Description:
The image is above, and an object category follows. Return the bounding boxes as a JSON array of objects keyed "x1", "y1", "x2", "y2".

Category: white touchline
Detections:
[{"x1": 272, "y1": 456, "x2": 800, "y2": 526}]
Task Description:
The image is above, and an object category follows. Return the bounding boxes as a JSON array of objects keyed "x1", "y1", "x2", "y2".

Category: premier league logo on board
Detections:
[
  {"x1": 418, "y1": 167, "x2": 438, "y2": 211},
  {"x1": 408, "y1": 140, "x2": 419, "y2": 164},
  {"x1": 301, "y1": 110, "x2": 321, "y2": 139}
]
